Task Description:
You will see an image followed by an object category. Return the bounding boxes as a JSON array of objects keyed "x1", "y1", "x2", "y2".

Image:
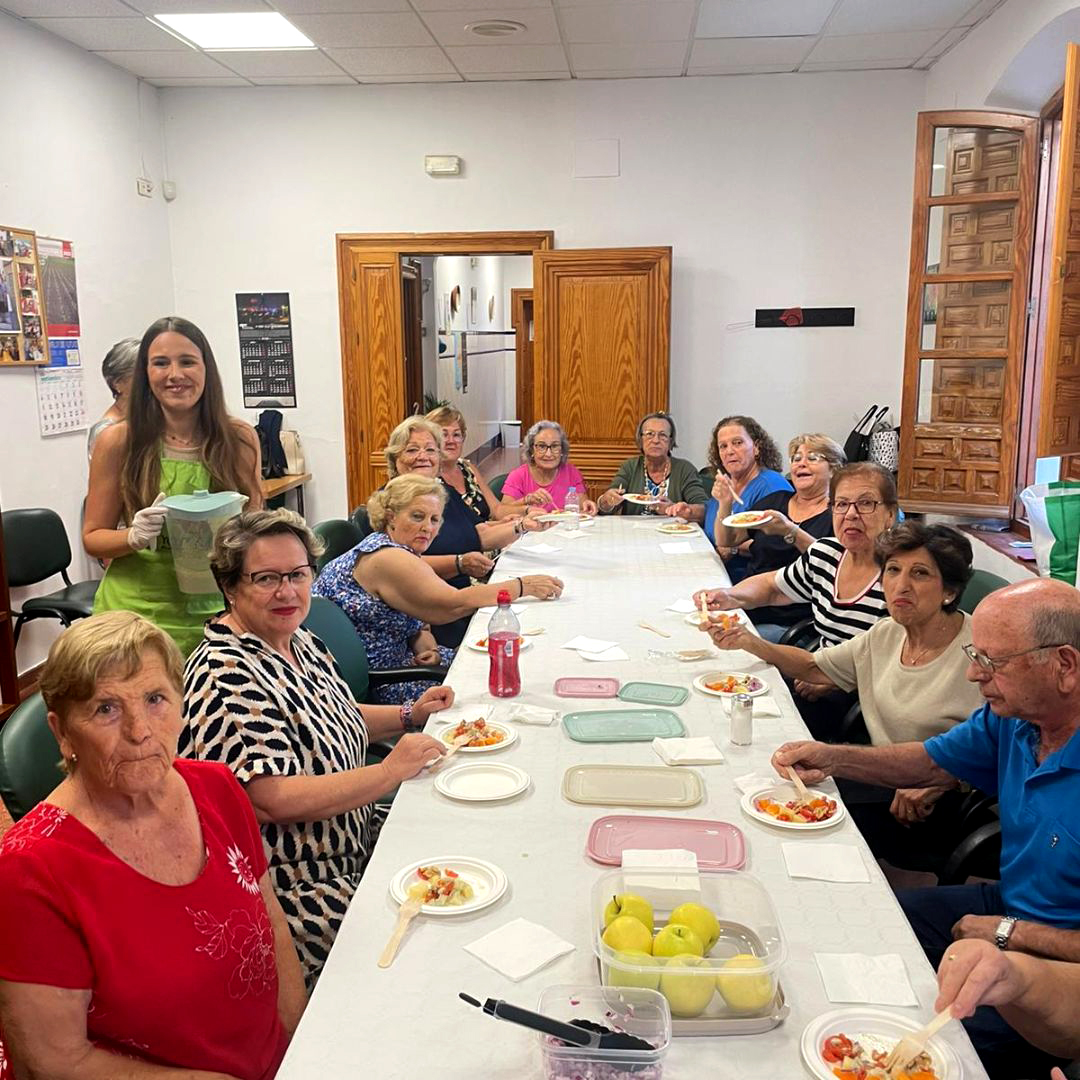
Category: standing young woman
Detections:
[{"x1": 83, "y1": 316, "x2": 262, "y2": 656}]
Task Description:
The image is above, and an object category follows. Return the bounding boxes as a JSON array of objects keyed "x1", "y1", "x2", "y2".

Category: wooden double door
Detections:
[{"x1": 337, "y1": 233, "x2": 671, "y2": 509}]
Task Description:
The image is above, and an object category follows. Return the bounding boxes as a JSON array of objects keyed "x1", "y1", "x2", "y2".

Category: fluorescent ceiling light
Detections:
[{"x1": 152, "y1": 12, "x2": 314, "y2": 50}]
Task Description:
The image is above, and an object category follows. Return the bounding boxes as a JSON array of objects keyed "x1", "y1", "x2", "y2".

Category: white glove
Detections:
[{"x1": 126, "y1": 493, "x2": 168, "y2": 552}]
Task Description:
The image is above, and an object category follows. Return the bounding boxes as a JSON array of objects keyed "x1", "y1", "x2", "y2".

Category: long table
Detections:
[{"x1": 277, "y1": 517, "x2": 987, "y2": 1079}]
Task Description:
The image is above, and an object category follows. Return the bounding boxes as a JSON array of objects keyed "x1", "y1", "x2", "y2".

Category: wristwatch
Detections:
[
  {"x1": 783, "y1": 526, "x2": 798, "y2": 545},
  {"x1": 994, "y1": 915, "x2": 1018, "y2": 949}
]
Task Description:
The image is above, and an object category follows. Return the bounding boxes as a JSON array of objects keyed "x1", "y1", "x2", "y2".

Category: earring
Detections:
[{"x1": 69, "y1": 753, "x2": 78, "y2": 764}]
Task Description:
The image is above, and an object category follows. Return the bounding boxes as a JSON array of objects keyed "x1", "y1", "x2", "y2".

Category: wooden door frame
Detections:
[
  {"x1": 510, "y1": 287, "x2": 533, "y2": 434},
  {"x1": 336, "y1": 231, "x2": 554, "y2": 510}
]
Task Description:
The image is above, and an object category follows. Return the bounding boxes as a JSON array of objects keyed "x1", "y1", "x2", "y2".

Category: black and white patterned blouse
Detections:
[{"x1": 179, "y1": 619, "x2": 382, "y2": 987}]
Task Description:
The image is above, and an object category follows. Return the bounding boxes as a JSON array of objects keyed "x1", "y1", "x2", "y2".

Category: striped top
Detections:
[{"x1": 773, "y1": 537, "x2": 887, "y2": 645}]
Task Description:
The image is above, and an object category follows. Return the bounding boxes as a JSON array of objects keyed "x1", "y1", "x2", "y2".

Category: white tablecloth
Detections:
[{"x1": 277, "y1": 517, "x2": 987, "y2": 1080}]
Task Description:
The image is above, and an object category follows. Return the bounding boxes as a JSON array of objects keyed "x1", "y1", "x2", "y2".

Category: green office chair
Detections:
[
  {"x1": 3, "y1": 508, "x2": 98, "y2": 645},
  {"x1": 488, "y1": 472, "x2": 509, "y2": 500},
  {"x1": 958, "y1": 568, "x2": 1009, "y2": 615},
  {"x1": 0, "y1": 693, "x2": 62, "y2": 822},
  {"x1": 350, "y1": 506, "x2": 373, "y2": 539},
  {"x1": 312, "y1": 519, "x2": 363, "y2": 573}
]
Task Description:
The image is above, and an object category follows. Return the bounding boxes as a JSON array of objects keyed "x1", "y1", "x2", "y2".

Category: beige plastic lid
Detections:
[{"x1": 562, "y1": 764, "x2": 703, "y2": 808}]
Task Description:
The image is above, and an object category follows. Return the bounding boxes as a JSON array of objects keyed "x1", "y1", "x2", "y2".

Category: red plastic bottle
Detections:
[{"x1": 487, "y1": 589, "x2": 521, "y2": 698}]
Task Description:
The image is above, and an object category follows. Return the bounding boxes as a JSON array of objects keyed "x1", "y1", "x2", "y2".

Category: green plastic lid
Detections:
[
  {"x1": 563, "y1": 708, "x2": 685, "y2": 743},
  {"x1": 161, "y1": 489, "x2": 247, "y2": 519},
  {"x1": 617, "y1": 682, "x2": 689, "y2": 707}
]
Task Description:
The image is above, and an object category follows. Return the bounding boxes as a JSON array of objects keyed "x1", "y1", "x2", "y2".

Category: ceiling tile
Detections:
[
  {"x1": 149, "y1": 76, "x2": 254, "y2": 85},
  {"x1": 800, "y1": 58, "x2": 915, "y2": 70},
  {"x1": 326, "y1": 44, "x2": 456, "y2": 73},
  {"x1": 412, "y1": 0, "x2": 551, "y2": 9},
  {"x1": 688, "y1": 62, "x2": 796, "y2": 74},
  {"x1": 689, "y1": 35, "x2": 812, "y2": 67},
  {"x1": 464, "y1": 69, "x2": 569, "y2": 79},
  {"x1": 1, "y1": 0, "x2": 133, "y2": 13},
  {"x1": 249, "y1": 73, "x2": 358, "y2": 81},
  {"x1": 121, "y1": 0, "x2": 272, "y2": 11},
  {"x1": 447, "y1": 42, "x2": 567, "y2": 72},
  {"x1": 806, "y1": 29, "x2": 944, "y2": 62},
  {"x1": 210, "y1": 47, "x2": 344, "y2": 74},
  {"x1": 359, "y1": 71, "x2": 463, "y2": 80},
  {"x1": 270, "y1": 0, "x2": 410, "y2": 11},
  {"x1": 560, "y1": 1, "x2": 694, "y2": 45},
  {"x1": 29, "y1": 17, "x2": 190, "y2": 50},
  {"x1": 695, "y1": 0, "x2": 835, "y2": 39},
  {"x1": 827, "y1": 0, "x2": 977, "y2": 35},
  {"x1": 569, "y1": 40, "x2": 686, "y2": 70},
  {"x1": 419, "y1": 7, "x2": 558, "y2": 46},
  {"x1": 286, "y1": 11, "x2": 435, "y2": 44},
  {"x1": 94, "y1": 48, "x2": 235, "y2": 75},
  {"x1": 576, "y1": 66, "x2": 681, "y2": 77}
]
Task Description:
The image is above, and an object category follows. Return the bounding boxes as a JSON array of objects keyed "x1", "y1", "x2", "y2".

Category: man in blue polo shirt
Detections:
[{"x1": 771, "y1": 578, "x2": 1080, "y2": 1079}]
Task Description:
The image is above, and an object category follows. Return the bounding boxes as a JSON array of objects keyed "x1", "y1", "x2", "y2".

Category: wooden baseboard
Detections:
[{"x1": 18, "y1": 662, "x2": 43, "y2": 701}]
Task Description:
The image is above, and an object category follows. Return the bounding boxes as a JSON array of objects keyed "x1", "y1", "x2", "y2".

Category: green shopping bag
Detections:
[{"x1": 1020, "y1": 481, "x2": 1080, "y2": 584}]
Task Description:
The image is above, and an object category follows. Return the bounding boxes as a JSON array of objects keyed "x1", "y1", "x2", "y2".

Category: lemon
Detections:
[{"x1": 715, "y1": 953, "x2": 774, "y2": 1014}]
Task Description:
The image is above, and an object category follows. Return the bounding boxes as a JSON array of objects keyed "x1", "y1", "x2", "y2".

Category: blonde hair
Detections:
[
  {"x1": 39, "y1": 612, "x2": 184, "y2": 724},
  {"x1": 787, "y1": 433, "x2": 847, "y2": 471},
  {"x1": 368, "y1": 474, "x2": 447, "y2": 531},
  {"x1": 210, "y1": 508, "x2": 324, "y2": 599},
  {"x1": 384, "y1": 417, "x2": 444, "y2": 478},
  {"x1": 425, "y1": 405, "x2": 467, "y2": 442}
]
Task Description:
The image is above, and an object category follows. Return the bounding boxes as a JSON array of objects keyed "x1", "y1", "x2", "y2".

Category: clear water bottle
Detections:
[
  {"x1": 487, "y1": 589, "x2": 521, "y2": 698},
  {"x1": 565, "y1": 486, "x2": 580, "y2": 515}
]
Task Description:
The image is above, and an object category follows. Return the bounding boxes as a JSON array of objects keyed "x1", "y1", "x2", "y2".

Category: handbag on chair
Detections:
[{"x1": 843, "y1": 405, "x2": 889, "y2": 463}]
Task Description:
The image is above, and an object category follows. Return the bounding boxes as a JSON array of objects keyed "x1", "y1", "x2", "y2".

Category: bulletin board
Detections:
[{"x1": 0, "y1": 225, "x2": 48, "y2": 366}]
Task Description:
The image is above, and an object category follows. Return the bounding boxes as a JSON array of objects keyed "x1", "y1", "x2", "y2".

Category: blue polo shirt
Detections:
[
  {"x1": 925, "y1": 704, "x2": 1080, "y2": 926},
  {"x1": 703, "y1": 468, "x2": 793, "y2": 583}
]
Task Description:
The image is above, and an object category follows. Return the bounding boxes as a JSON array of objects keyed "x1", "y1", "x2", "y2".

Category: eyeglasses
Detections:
[
  {"x1": 243, "y1": 565, "x2": 316, "y2": 591},
  {"x1": 962, "y1": 642, "x2": 1067, "y2": 673},
  {"x1": 642, "y1": 431, "x2": 672, "y2": 442},
  {"x1": 401, "y1": 445, "x2": 439, "y2": 458},
  {"x1": 791, "y1": 451, "x2": 827, "y2": 463},
  {"x1": 534, "y1": 442, "x2": 562, "y2": 454},
  {"x1": 831, "y1": 498, "x2": 883, "y2": 515}
]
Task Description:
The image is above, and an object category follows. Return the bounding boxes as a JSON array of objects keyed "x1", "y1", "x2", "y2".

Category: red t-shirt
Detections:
[{"x1": 0, "y1": 759, "x2": 287, "y2": 1080}]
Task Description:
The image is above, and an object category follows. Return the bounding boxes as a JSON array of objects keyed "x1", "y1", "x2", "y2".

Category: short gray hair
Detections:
[
  {"x1": 523, "y1": 420, "x2": 569, "y2": 465},
  {"x1": 384, "y1": 417, "x2": 444, "y2": 478},
  {"x1": 101, "y1": 337, "x2": 139, "y2": 395},
  {"x1": 1031, "y1": 606, "x2": 1080, "y2": 654},
  {"x1": 210, "y1": 508, "x2": 324, "y2": 602}
]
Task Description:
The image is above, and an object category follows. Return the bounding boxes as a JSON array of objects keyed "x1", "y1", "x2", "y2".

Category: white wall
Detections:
[
  {"x1": 0, "y1": 13, "x2": 174, "y2": 673},
  {"x1": 160, "y1": 71, "x2": 924, "y2": 521}
]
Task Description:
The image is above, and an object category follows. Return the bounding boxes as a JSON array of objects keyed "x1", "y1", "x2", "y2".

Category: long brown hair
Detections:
[{"x1": 121, "y1": 316, "x2": 259, "y2": 522}]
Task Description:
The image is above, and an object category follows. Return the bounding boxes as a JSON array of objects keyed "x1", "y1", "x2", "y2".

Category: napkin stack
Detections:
[
  {"x1": 505, "y1": 703, "x2": 558, "y2": 726},
  {"x1": 622, "y1": 848, "x2": 700, "y2": 894},
  {"x1": 464, "y1": 918, "x2": 575, "y2": 982},
  {"x1": 652, "y1": 736, "x2": 726, "y2": 766}
]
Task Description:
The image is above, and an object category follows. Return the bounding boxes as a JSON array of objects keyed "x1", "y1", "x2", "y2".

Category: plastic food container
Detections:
[
  {"x1": 586, "y1": 815, "x2": 747, "y2": 871},
  {"x1": 591, "y1": 867, "x2": 786, "y2": 1036},
  {"x1": 536, "y1": 984, "x2": 671, "y2": 1080},
  {"x1": 161, "y1": 489, "x2": 247, "y2": 594},
  {"x1": 563, "y1": 708, "x2": 685, "y2": 743}
]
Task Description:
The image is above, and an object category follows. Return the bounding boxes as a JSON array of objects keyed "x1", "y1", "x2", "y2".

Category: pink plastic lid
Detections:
[
  {"x1": 586, "y1": 814, "x2": 747, "y2": 870},
  {"x1": 554, "y1": 677, "x2": 620, "y2": 698}
]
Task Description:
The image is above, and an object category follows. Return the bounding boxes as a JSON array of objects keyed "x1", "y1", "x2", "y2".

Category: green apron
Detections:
[{"x1": 93, "y1": 457, "x2": 223, "y2": 656}]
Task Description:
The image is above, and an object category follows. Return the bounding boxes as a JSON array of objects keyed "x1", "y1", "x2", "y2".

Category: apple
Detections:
[
  {"x1": 602, "y1": 893, "x2": 653, "y2": 933},
  {"x1": 668, "y1": 902, "x2": 721, "y2": 954},
  {"x1": 606, "y1": 949, "x2": 661, "y2": 991},
  {"x1": 601, "y1": 915, "x2": 654, "y2": 955},
  {"x1": 715, "y1": 953, "x2": 775, "y2": 1014},
  {"x1": 659, "y1": 954, "x2": 716, "y2": 1017},
  {"x1": 652, "y1": 922, "x2": 705, "y2": 959}
]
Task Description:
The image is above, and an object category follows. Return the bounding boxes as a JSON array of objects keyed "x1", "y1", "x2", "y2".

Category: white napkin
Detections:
[
  {"x1": 580, "y1": 646, "x2": 630, "y2": 662},
  {"x1": 560, "y1": 529, "x2": 591, "y2": 540},
  {"x1": 563, "y1": 636, "x2": 618, "y2": 653},
  {"x1": 464, "y1": 918, "x2": 575, "y2": 982},
  {"x1": 721, "y1": 696, "x2": 782, "y2": 719},
  {"x1": 622, "y1": 848, "x2": 700, "y2": 893},
  {"x1": 521, "y1": 542, "x2": 561, "y2": 554},
  {"x1": 666, "y1": 598, "x2": 698, "y2": 613},
  {"x1": 506, "y1": 703, "x2": 559, "y2": 725},
  {"x1": 576, "y1": 518, "x2": 596, "y2": 529},
  {"x1": 477, "y1": 604, "x2": 525, "y2": 616},
  {"x1": 734, "y1": 772, "x2": 778, "y2": 794},
  {"x1": 783, "y1": 843, "x2": 870, "y2": 883},
  {"x1": 814, "y1": 953, "x2": 919, "y2": 1007},
  {"x1": 652, "y1": 736, "x2": 726, "y2": 765},
  {"x1": 659, "y1": 541, "x2": 694, "y2": 555}
]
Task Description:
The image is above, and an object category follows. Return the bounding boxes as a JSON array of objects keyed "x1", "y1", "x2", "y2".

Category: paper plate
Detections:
[
  {"x1": 535, "y1": 510, "x2": 581, "y2": 522},
  {"x1": 692, "y1": 670, "x2": 768, "y2": 698},
  {"x1": 436, "y1": 720, "x2": 518, "y2": 753},
  {"x1": 740, "y1": 783, "x2": 846, "y2": 831},
  {"x1": 466, "y1": 636, "x2": 533, "y2": 653},
  {"x1": 684, "y1": 610, "x2": 746, "y2": 629},
  {"x1": 800, "y1": 1007, "x2": 959, "y2": 1080},
  {"x1": 434, "y1": 762, "x2": 530, "y2": 803},
  {"x1": 721, "y1": 511, "x2": 772, "y2": 529},
  {"x1": 389, "y1": 856, "x2": 508, "y2": 915},
  {"x1": 656, "y1": 522, "x2": 696, "y2": 534},
  {"x1": 622, "y1": 492, "x2": 661, "y2": 506}
]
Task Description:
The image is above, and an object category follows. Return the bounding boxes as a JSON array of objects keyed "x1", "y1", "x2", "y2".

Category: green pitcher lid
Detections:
[{"x1": 161, "y1": 489, "x2": 247, "y2": 518}]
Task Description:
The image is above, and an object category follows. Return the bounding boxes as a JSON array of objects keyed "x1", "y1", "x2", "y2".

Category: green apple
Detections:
[
  {"x1": 601, "y1": 914, "x2": 654, "y2": 955},
  {"x1": 716, "y1": 953, "x2": 775, "y2": 1014},
  {"x1": 668, "y1": 903, "x2": 721, "y2": 954},
  {"x1": 659, "y1": 954, "x2": 716, "y2": 1017},
  {"x1": 652, "y1": 922, "x2": 705, "y2": 959},
  {"x1": 602, "y1": 893, "x2": 654, "y2": 933},
  {"x1": 606, "y1": 949, "x2": 661, "y2": 991}
]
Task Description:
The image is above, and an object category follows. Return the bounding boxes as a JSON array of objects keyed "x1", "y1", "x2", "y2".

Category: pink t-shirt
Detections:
[{"x1": 502, "y1": 462, "x2": 587, "y2": 510}]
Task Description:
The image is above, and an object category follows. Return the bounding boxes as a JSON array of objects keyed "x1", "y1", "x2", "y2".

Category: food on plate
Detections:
[
  {"x1": 668, "y1": 902, "x2": 721, "y2": 952},
  {"x1": 475, "y1": 636, "x2": 524, "y2": 649},
  {"x1": 602, "y1": 915, "x2": 654, "y2": 955},
  {"x1": 659, "y1": 954, "x2": 715, "y2": 1017},
  {"x1": 821, "y1": 1032, "x2": 939, "y2": 1080},
  {"x1": 687, "y1": 610, "x2": 740, "y2": 628},
  {"x1": 728, "y1": 511, "x2": 771, "y2": 526},
  {"x1": 715, "y1": 953, "x2": 774, "y2": 1013},
  {"x1": 676, "y1": 649, "x2": 710, "y2": 661},
  {"x1": 603, "y1": 893, "x2": 654, "y2": 933},
  {"x1": 652, "y1": 923, "x2": 705, "y2": 959},
  {"x1": 406, "y1": 865, "x2": 475, "y2": 906},
  {"x1": 606, "y1": 949, "x2": 662, "y2": 991},
  {"x1": 659, "y1": 522, "x2": 694, "y2": 532},
  {"x1": 755, "y1": 794, "x2": 838, "y2": 824},
  {"x1": 704, "y1": 673, "x2": 764, "y2": 694},
  {"x1": 443, "y1": 717, "x2": 506, "y2": 748},
  {"x1": 623, "y1": 493, "x2": 658, "y2": 503}
]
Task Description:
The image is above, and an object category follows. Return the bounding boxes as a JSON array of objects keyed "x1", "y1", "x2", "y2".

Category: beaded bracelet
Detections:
[{"x1": 400, "y1": 699, "x2": 416, "y2": 732}]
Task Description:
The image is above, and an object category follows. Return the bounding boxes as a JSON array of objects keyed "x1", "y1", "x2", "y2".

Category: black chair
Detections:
[
  {"x1": 488, "y1": 472, "x2": 509, "y2": 500},
  {"x1": 938, "y1": 815, "x2": 1001, "y2": 886},
  {"x1": 3, "y1": 508, "x2": 98, "y2": 646},
  {"x1": 777, "y1": 617, "x2": 822, "y2": 652},
  {"x1": 350, "y1": 506, "x2": 373, "y2": 539},
  {"x1": 311, "y1": 519, "x2": 363, "y2": 573}
]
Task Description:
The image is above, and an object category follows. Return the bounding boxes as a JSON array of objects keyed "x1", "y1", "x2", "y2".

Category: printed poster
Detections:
[
  {"x1": 236, "y1": 292, "x2": 297, "y2": 409},
  {"x1": 38, "y1": 237, "x2": 80, "y2": 337}
]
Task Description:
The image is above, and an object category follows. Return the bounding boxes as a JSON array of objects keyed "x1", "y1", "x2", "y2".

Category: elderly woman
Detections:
[
  {"x1": 709, "y1": 522, "x2": 983, "y2": 869},
  {"x1": 501, "y1": 420, "x2": 599, "y2": 515},
  {"x1": 316, "y1": 476, "x2": 563, "y2": 683},
  {"x1": 0, "y1": 611, "x2": 306, "y2": 1080},
  {"x1": 87, "y1": 336, "x2": 139, "y2": 462},
  {"x1": 597, "y1": 412, "x2": 707, "y2": 517},
  {"x1": 428, "y1": 404, "x2": 514, "y2": 522},
  {"x1": 711, "y1": 434, "x2": 846, "y2": 641},
  {"x1": 180, "y1": 509, "x2": 452, "y2": 987}
]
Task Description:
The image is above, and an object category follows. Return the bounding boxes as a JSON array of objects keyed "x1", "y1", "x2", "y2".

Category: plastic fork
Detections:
[{"x1": 882, "y1": 1008, "x2": 954, "y2": 1074}]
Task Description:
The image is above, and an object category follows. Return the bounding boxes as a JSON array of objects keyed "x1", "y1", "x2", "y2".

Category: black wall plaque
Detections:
[{"x1": 755, "y1": 306, "x2": 855, "y2": 328}]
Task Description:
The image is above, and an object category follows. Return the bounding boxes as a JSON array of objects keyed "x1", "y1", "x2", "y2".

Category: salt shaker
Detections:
[{"x1": 729, "y1": 693, "x2": 753, "y2": 746}]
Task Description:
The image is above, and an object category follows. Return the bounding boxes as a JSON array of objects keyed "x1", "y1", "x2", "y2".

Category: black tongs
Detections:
[{"x1": 458, "y1": 992, "x2": 653, "y2": 1051}]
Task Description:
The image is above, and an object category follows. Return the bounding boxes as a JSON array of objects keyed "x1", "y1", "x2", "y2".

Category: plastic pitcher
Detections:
[{"x1": 161, "y1": 489, "x2": 248, "y2": 594}]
